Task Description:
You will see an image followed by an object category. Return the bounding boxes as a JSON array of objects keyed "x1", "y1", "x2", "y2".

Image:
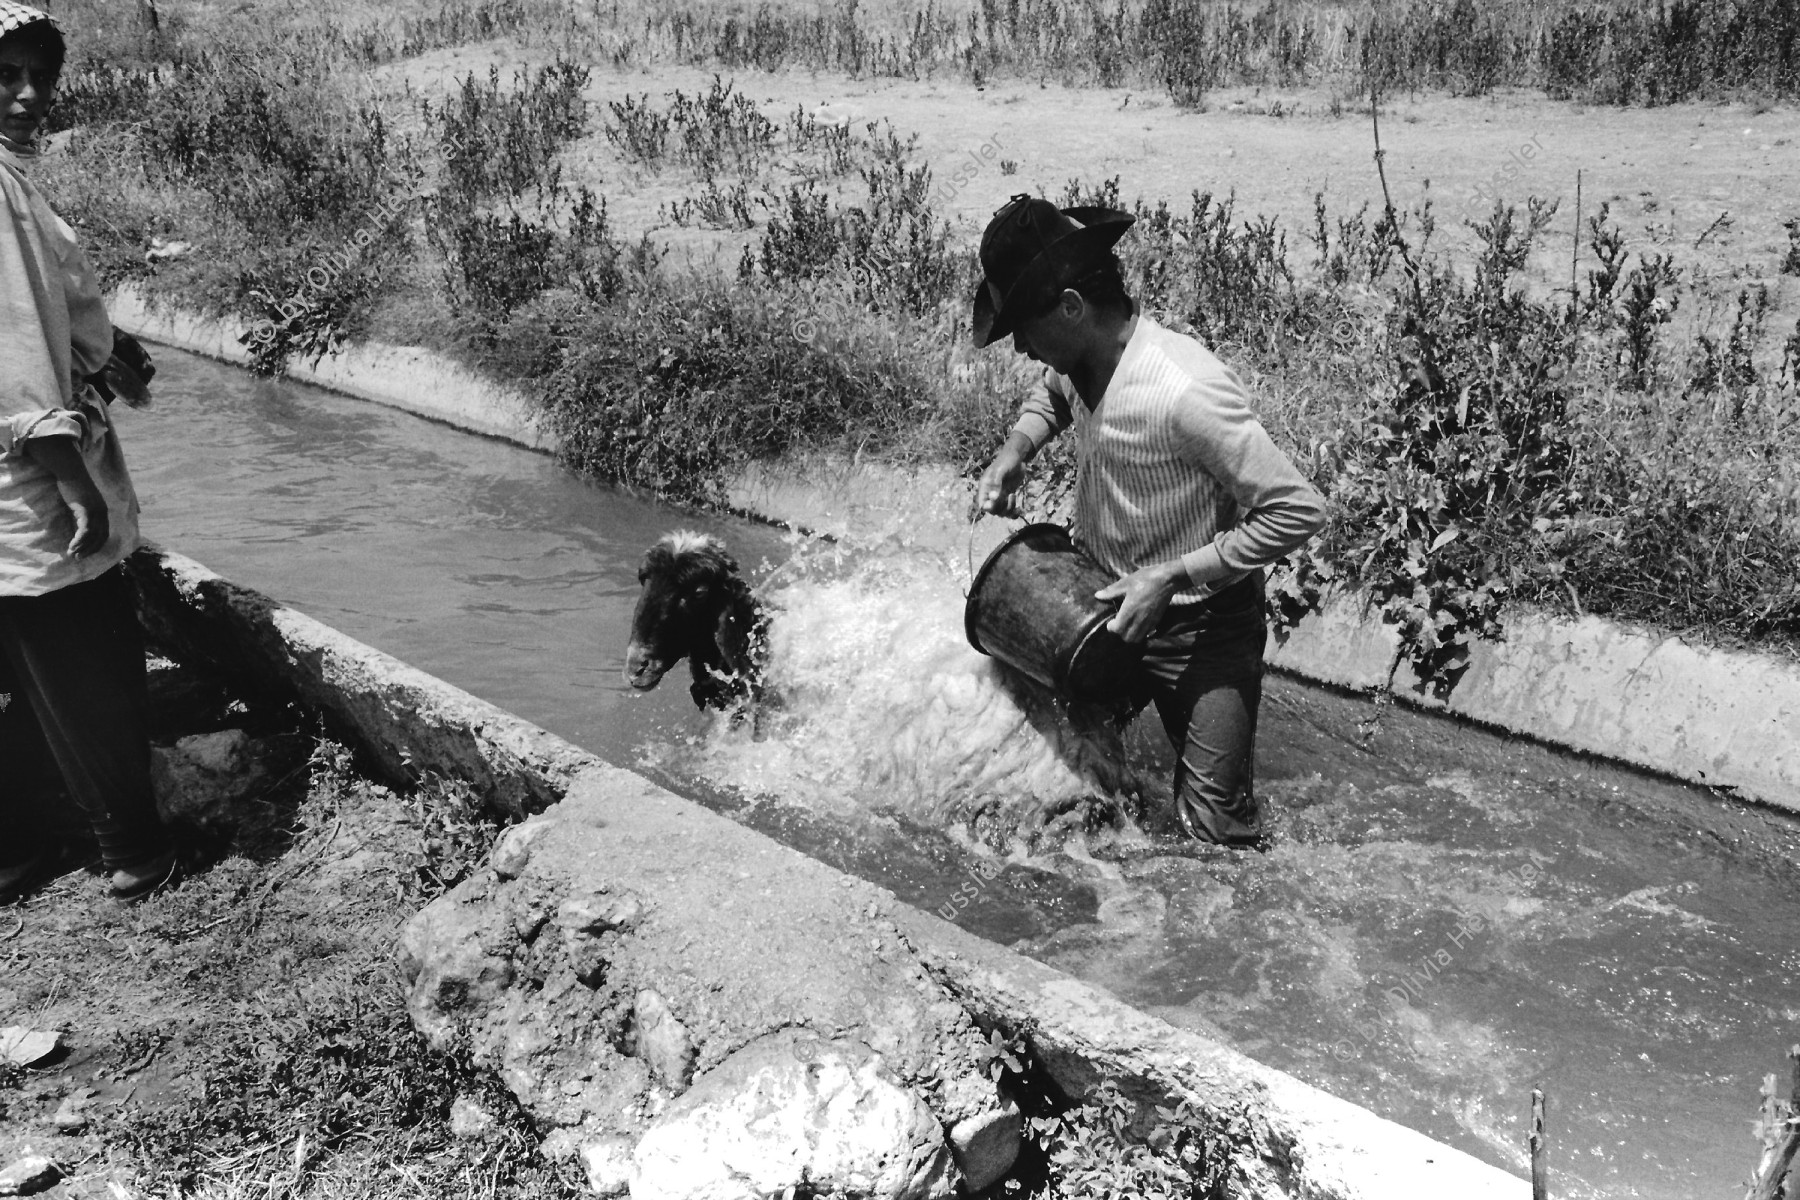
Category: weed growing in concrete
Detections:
[{"x1": 971, "y1": 1024, "x2": 1237, "y2": 1196}]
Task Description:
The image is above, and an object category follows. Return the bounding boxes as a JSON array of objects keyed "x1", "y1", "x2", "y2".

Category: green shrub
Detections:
[
  {"x1": 1313, "y1": 200, "x2": 1577, "y2": 689},
  {"x1": 429, "y1": 59, "x2": 590, "y2": 204},
  {"x1": 748, "y1": 141, "x2": 964, "y2": 317},
  {"x1": 533, "y1": 273, "x2": 948, "y2": 503},
  {"x1": 668, "y1": 75, "x2": 779, "y2": 174},
  {"x1": 613, "y1": 0, "x2": 1800, "y2": 105},
  {"x1": 604, "y1": 92, "x2": 673, "y2": 165}
]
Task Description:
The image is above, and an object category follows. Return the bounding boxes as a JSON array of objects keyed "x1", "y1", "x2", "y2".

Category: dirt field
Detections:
[{"x1": 381, "y1": 43, "x2": 1800, "y2": 323}]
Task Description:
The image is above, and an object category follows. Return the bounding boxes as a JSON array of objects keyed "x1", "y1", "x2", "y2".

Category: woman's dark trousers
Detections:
[{"x1": 0, "y1": 567, "x2": 169, "y2": 870}]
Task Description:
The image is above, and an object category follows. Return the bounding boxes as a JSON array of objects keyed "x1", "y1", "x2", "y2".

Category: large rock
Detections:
[
  {"x1": 492, "y1": 820, "x2": 555, "y2": 879},
  {"x1": 631, "y1": 1028, "x2": 955, "y2": 1200},
  {"x1": 396, "y1": 888, "x2": 517, "y2": 1046},
  {"x1": 0, "y1": 1155, "x2": 58, "y2": 1197},
  {"x1": 394, "y1": 794, "x2": 998, "y2": 1174},
  {"x1": 150, "y1": 729, "x2": 283, "y2": 830},
  {"x1": 0, "y1": 1028, "x2": 60, "y2": 1068},
  {"x1": 579, "y1": 1136, "x2": 634, "y2": 1196}
]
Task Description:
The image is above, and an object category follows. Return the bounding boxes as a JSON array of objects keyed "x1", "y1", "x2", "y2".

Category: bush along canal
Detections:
[{"x1": 101, "y1": 342, "x2": 1800, "y2": 1199}]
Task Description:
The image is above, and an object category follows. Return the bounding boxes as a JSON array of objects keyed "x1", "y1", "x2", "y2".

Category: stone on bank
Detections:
[
  {"x1": 395, "y1": 791, "x2": 1010, "y2": 1195},
  {"x1": 631, "y1": 1029, "x2": 954, "y2": 1199}
]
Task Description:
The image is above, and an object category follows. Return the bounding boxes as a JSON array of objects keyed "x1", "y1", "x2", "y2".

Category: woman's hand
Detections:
[
  {"x1": 61, "y1": 480, "x2": 110, "y2": 557},
  {"x1": 1095, "y1": 560, "x2": 1188, "y2": 644},
  {"x1": 23, "y1": 435, "x2": 110, "y2": 557}
]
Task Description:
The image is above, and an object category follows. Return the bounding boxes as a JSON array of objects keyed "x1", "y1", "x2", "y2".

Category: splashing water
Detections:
[{"x1": 639, "y1": 545, "x2": 1156, "y2": 848}]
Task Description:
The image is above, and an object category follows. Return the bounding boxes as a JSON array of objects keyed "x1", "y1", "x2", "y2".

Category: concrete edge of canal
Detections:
[
  {"x1": 112, "y1": 285, "x2": 1800, "y2": 817},
  {"x1": 123, "y1": 543, "x2": 1529, "y2": 1199}
]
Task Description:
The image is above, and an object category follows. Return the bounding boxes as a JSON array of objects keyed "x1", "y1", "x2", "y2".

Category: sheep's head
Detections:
[{"x1": 624, "y1": 531, "x2": 744, "y2": 692}]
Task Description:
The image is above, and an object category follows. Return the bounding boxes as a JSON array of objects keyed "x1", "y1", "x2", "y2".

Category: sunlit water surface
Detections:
[{"x1": 120, "y1": 346, "x2": 1800, "y2": 1198}]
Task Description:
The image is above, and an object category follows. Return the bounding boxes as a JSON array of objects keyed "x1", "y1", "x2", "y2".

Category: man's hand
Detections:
[
  {"x1": 1096, "y1": 560, "x2": 1188, "y2": 644},
  {"x1": 974, "y1": 432, "x2": 1034, "y2": 518}
]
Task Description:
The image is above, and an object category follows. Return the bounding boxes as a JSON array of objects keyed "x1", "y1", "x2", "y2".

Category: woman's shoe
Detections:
[{"x1": 108, "y1": 849, "x2": 179, "y2": 903}]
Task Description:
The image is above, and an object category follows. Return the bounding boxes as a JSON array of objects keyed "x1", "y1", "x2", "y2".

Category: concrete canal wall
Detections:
[
  {"x1": 126, "y1": 544, "x2": 1526, "y2": 1198},
  {"x1": 113, "y1": 287, "x2": 1800, "y2": 816}
]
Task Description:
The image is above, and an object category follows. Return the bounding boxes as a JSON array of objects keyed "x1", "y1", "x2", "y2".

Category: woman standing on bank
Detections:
[{"x1": 0, "y1": 3, "x2": 175, "y2": 903}]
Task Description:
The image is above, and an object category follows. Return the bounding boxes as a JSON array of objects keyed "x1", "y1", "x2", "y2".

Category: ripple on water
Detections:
[{"x1": 130, "y1": 347, "x2": 1800, "y2": 1199}]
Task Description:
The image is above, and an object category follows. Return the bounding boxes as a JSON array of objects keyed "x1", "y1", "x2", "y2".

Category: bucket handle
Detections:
[{"x1": 964, "y1": 510, "x2": 1028, "y2": 598}]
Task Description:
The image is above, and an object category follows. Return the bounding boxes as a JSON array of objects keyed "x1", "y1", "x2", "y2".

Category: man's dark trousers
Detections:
[{"x1": 1132, "y1": 572, "x2": 1267, "y2": 845}]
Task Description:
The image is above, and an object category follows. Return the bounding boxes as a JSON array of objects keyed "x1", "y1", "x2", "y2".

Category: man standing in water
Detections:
[{"x1": 973, "y1": 194, "x2": 1327, "y2": 848}]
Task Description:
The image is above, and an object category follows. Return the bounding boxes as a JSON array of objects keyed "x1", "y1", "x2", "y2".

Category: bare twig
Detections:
[
  {"x1": 1368, "y1": 81, "x2": 1443, "y2": 400},
  {"x1": 0, "y1": 913, "x2": 22, "y2": 942},
  {"x1": 1570, "y1": 169, "x2": 1582, "y2": 323},
  {"x1": 1368, "y1": 81, "x2": 1425, "y2": 313},
  {"x1": 119, "y1": 1034, "x2": 166, "y2": 1075},
  {"x1": 242, "y1": 817, "x2": 343, "y2": 932},
  {"x1": 1695, "y1": 210, "x2": 1733, "y2": 248}
]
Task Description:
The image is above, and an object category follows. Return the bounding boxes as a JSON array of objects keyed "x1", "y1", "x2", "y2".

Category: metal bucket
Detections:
[{"x1": 964, "y1": 523, "x2": 1141, "y2": 703}]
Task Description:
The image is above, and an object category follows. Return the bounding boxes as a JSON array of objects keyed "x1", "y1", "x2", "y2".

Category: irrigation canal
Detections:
[{"x1": 118, "y1": 344, "x2": 1800, "y2": 1199}]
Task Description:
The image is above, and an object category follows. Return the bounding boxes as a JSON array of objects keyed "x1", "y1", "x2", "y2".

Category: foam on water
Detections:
[{"x1": 639, "y1": 547, "x2": 1151, "y2": 843}]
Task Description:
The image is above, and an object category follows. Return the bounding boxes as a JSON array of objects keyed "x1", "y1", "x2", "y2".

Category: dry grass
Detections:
[{"x1": 0, "y1": 656, "x2": 571, "y2": 1199}]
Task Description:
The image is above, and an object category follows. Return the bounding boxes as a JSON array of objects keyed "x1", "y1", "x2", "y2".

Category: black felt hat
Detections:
[{"x1": 971, "y1": 194, "x2": 1135, "y2": 348}]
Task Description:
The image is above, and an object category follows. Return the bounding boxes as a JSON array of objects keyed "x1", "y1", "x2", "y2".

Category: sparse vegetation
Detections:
[
  {"x1": 23, "y1": 0, "x2": 1799, "y2": 642},
  {"x1": 0, "y1": 660, "x2": 570, "y2": 1199}
]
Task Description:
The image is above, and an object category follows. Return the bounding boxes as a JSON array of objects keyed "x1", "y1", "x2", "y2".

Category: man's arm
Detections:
[
  {"x1": 1171, "y1": 374, "x2": 1327, "y2": 590},
  {"x1": 976, "y1": 367, "x2": 1075, "y2": 516},
  {"x1": 22, "y1": 434, "x2": 109, "y2": 558},
  {"x1": 1098, "y1": 372, "x2": 1327, "y2": 641}
]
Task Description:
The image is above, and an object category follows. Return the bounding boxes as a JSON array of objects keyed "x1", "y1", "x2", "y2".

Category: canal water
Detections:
[{"x1": 118, "y1": 345, "x2": 1800, "y2": 1198}]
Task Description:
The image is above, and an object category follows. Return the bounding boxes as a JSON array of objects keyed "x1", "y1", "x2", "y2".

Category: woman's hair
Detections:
[{"x1": 0, "y1": 18, "x2": 66, "y2": 82}]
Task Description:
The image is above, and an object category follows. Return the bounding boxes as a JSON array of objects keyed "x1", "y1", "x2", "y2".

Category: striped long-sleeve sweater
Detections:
[{"x1": 1012, "y1": 314, "x2": 1327, "y2": 605}]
